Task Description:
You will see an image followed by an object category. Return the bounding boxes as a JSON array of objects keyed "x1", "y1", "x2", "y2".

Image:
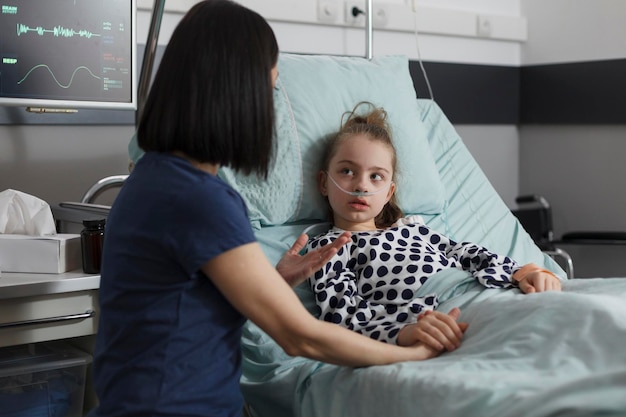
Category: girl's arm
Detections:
[
  {"x1": 397, "y1": 308, "x2": 468, "y2": 351},
  {"x1": 202, "y1": 242, "x2": 440, "y2": 367},
  {"x1": 310, "y1": 261, "x2": 440, "y2": 344},
  {"x1": 428, "y1": 226, "x2": 560, "y2": 292},
  {"x1": 449, "y1": 241, "x2": 519, "y2": 288},
  {"x1": 512, "y1": 263, "x2": 562, "y2": 293},
  {"x1": 416, "y1": 224, "x2": 520, "y2": 288}
]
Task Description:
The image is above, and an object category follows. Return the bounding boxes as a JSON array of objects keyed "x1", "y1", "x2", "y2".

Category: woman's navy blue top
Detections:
[{"x1": 89, "y1": 152, "x2": 255, "y2": 417}]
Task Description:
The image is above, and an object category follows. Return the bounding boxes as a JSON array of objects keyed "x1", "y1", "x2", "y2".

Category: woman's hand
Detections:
[
  {"x1": 276, "y1": 231, "x2": 352, "y2": 287},
  {"x1": 396, "y1": 307, "x2": 468, "y2": 352},
  {"x1": 513, "y1": 263, "x2": 562, "y2": 293}
]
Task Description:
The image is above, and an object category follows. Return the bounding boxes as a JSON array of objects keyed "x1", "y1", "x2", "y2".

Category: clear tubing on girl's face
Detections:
[{"x1": 326, "y1": 172, "x2": 391, "y2": 197}]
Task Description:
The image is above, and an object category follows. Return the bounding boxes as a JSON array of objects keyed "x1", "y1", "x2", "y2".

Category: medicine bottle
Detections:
[{"x1": 81, "y1": 219, "x2": 106, "y2": 274}]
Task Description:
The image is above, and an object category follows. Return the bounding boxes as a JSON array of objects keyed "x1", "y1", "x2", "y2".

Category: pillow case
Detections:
[
  {"x1": 218, "y1": 77, "x2": 301, "y2": 228},
  {"x1": 218, "y1": 53, "x2": 446, "y2": 227},
  {"x1": 278, "y1": 53, "x2": 445, "y2": 222}
]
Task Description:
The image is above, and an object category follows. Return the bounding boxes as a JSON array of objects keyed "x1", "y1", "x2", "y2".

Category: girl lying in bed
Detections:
[{"x1": 306, "y1": 102, "x2": 562, "y2": 353}]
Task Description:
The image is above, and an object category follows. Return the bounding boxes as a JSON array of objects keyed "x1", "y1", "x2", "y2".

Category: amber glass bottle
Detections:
[{"x1": 81, "y1": 219, "x2": 105, "y2": 274}]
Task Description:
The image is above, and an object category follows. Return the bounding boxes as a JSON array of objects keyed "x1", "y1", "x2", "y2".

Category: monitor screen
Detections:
[{"x1": 0, "y1": 0, "x2": 136, "y2": 111}]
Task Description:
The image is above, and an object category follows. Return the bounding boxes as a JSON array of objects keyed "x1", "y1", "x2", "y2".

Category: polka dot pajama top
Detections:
[{"x1": 306, "y1": 215, "x2": 522, "y2": 344}]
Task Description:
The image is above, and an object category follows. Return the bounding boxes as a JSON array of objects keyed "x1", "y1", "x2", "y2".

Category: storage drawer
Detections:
[
  {"x1": 0, "y1": 341, "x2": 92, "y2": 417},
  {"x1": 0, "y1": 291, "x2": 98, "y2": 348}
]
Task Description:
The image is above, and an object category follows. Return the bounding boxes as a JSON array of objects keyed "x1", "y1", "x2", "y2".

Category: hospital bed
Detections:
[
  {"x1": 59, "y1": 4, "x2": 625, "y2": 412},
  {"x1": 215, "y1": 52, "x2": 626, "y2": 417}
]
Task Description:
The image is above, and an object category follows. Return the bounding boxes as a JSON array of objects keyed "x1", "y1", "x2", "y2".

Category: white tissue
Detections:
[{"x1": 0, "y1": 189, "x2": 57, "y2": 236}]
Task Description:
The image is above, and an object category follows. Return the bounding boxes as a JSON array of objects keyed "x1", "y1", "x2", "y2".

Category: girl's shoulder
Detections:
[
  {"x1": 304, "y1": 223, "x2": 340, "y2": 250},
  {"x1": 306, "y1": 230, "x2": 342, "y2": 251},
  {"x1": 390, "y1": 215, "x2": 426, "y2": 228}
]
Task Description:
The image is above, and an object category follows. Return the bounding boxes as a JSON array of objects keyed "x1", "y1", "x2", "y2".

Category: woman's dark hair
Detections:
[
  {"x1": 321, "y1": 102, "x2": 404, "y2": 228},
  {"x1": 137, "y1": 0, "x2": 279, "y2": 177}
]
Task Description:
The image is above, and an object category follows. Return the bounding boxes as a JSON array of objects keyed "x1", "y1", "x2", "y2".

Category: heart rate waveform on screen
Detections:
[
  {"x1": 18, "y1": 64, "x2": 102, "y2": 89},
  {"x1": 16, "y1": 23, "x2": 101, "y2": 39}
]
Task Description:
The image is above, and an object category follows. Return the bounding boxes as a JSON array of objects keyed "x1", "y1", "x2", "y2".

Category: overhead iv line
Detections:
[
  {"x1": 326, "y1": 172, "x2": 393, "y2": 197},
  {"x1": 411, "y1": 4, "x2": 434, "y2": 101},
  {"x1": 356, "y1": 2, "x2": 434, "y2": 99}
]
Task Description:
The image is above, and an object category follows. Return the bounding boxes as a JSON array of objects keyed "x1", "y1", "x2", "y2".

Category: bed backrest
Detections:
[
  {"x1": 218, "y1": 52, "x2": 563, "y2": 275},
  {"x1": 414, "y1": 98, "x2": 561, "y2": 271}
]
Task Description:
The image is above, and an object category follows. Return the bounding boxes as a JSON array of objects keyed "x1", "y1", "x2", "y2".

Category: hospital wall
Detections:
[
  {"x1": 519, "y1": 0, "x2": 626, "y2": 277},
  {"x1": 1, "y1": 0, "x2": 624, "y2": 275},
  {"x1": 0, "y1": 0, "x2": 525, "y2": 206}
]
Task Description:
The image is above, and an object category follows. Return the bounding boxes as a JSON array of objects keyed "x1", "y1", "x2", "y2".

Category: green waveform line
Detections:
[
  {"x1": 16, "y1": 23, "x2": 101, "y2": 38},
  {"x1": 17, "y1": 64, "x2": 102, "y2": 89}
]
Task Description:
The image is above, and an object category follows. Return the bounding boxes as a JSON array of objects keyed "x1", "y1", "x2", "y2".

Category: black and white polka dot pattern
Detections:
[{"x1": 306, "y1": 216, "x2": 520, "y2": 344}]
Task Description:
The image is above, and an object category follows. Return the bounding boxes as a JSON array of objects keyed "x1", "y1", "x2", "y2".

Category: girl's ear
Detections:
[
  {"x1": 386, "y1": 181, "x2": 396, "y2": 203},
  {"x1": 318, "y1": 171, "x2": 329, "y2": 196}
]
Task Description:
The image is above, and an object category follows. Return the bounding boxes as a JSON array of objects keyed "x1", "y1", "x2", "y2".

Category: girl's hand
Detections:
[
  {"x1": 276, "y1": 231, "x2": 352, "y2": 287},
  {"x1": 396, "y1": 307, "x2": 468, "y2": 352},
  {"x1": 513, "y1": 263, "x2": 562, "y2": 293}
]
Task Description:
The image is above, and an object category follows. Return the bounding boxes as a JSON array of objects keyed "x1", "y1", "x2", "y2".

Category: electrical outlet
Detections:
[
  {"x1": 344, "y1": 1, "x2": 389, "y2": 28},
  {"x1": 345, "y1": 0, "x2": 365, "y2": 26},
  {"x1": 373, "y1": 4, "x2": 389, "y2": 28},
  {"x1": 477, "y1": 15, "x2": 492, "y2": 37},
  {"x1": 317, "y1": 0, "x2": 339, "y2": 23}
]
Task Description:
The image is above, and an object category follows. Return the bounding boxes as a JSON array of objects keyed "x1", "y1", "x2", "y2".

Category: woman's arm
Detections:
[{"x1": 202, "y1": 242, "x2": 440, "y2": 367}]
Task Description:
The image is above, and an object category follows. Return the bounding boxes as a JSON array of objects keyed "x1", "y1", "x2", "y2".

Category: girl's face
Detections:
[{"x1": 319, "y1": 134, "x2": 396, "y2": 231}]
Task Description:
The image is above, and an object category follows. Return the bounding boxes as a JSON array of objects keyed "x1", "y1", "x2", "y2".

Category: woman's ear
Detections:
[{"x1": 318, "y1": 171, "x2": 328, "y2": 196}]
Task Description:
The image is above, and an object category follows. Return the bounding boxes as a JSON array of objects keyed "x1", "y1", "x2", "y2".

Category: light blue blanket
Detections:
[{"x1": 243, "y1": 270, "x2": 626, "y2": 417}]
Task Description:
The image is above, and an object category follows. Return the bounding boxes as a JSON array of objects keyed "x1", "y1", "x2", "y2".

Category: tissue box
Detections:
[{"x1": 0, "y1": 234, "x2": 81, "y2": 273}]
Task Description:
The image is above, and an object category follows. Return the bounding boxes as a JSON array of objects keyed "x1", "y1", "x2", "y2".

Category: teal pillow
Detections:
[
  {"x1": 127, "y1": 81, "x2": 302, "y2": 228},
  {"x1": 277, "y1": 53, "x2": 445, "y2": 221},
  {"x1": 128, "y1": 132, "x2": 143, "y2": 164},
  {"x1": 130, "y1": 53, "x2": 446, "y2": 226},
  {"x1": 218, "y1": 79, "x2": 301, "y2": 228}
]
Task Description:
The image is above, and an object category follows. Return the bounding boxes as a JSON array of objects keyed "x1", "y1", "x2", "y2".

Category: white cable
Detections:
[
  {"x1": 326, "y1": 172, "x2": 392, "y2": 197},
  {"x1": 412, "y1": 10, "x2": 434, "y2": 101}
]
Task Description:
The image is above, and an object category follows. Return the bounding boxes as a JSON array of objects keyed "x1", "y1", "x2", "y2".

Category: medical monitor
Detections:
[{"x1": 0, "y1": 0, "x2": 136, "y2": 111}]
